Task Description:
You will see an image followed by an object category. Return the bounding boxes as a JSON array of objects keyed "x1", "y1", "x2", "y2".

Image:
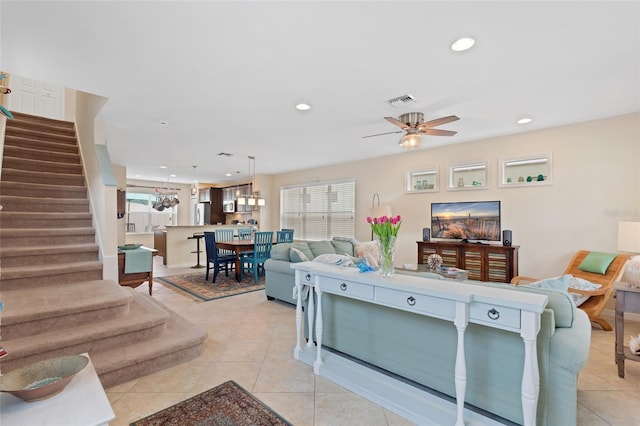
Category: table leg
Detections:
[
  {"x1": 616, "y1": 291, "x2": 625, "y2": 378},
  {"x1": 234, "y1": 249, "x2": 242, "y2": 281}
]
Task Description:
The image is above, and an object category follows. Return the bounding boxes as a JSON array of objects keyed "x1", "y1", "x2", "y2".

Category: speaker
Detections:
[
  {"x1": 422, "y1": 228, "x2": 430, "y2": 241},
  {"x1": 503, "y1": 230, "x2": 512, "y2": 246}
]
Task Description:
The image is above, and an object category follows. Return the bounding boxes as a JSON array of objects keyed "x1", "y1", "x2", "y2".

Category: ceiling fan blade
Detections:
[
  {"x1": 384, "y1": 116, "x2": 410, "y2": 129},
  {"x1": 419, "y1": 128, "x2": 458, "y2": 136},
  {"x1": 361, "y1": 130, "x2": 404, "y2": 138},
  {"x1": 417, "y1": 115, "x2": 460, "y2": 130}
]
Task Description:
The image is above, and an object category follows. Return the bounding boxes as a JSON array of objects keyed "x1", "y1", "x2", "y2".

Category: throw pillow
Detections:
[
  {"x1": 270, "y1": 243, "x2": 293, "y2": 261},
  {"x1": 355, "y1": 241, "x2": 380, "y2": 268},
  {"x1": 308, "y1": 240, "x2": 337, "y2": 258},
  {"x1": 568, "y1": 276, "x2": 601, "y2": 307},
  {"x1": 578, "y1": 252, "x2": 617, "y2": 274},
  {"x1": 523, "y1": 274, "x2": 572, "y2": 291},
  {"x1": 331, "y1": 238, "x2": 357, "y2": 256},
  {"x1": 290, "y1": 243, "x2": 314, "y2": 261},
  {"x1": 313, "y1": 254, "x2": 355, "y2": 267},
  {"x1": 289, "y1": 247, "x2": 310, "y2": 263}
]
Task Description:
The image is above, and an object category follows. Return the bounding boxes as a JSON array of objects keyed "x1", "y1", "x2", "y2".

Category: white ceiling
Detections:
[{"x1": 2, "y1": 1, "x2": 639, "y2": 185}]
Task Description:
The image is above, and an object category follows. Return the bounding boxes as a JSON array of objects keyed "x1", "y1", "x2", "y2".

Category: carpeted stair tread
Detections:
[
  {"x1": 0, "y1": 227, "x2": 96, "y2": 238},
  {"x1": 1, "y1": 211, "x2": 92, "y2": 228},
  {"x1": 93, "y1": 291, "x2": 208, "y2": 387},
  {"x1": 2, "y1": 144, "x2": 80, "y2": 164},
  {"x1": 1, "y1": 156, "x2": 83, "y2": 174},
  {"x1": 0, "y1": 181, "x2": 86, "y2": 197},
  {"x1": 10, "y1": 111, "x2": 76, "y2": 129},
  {"x1": 4, "y1": 134, "x2": 79, "y2": 154},
  {"x1": 0, "y1": 226, "x2": 95, "y2": 236},
  {"x1": 0, "y1": 243, "x2": 99, "y2": 267},
  {"x1": 0, "y1": 194, "x2": 89, "y2": 212},
  {"x1": 0, "y1": 289, "x2": 173, "y2": 372},
  {"x1": 0, "y1": 243, "x2": 99, "y2": 258},
  {"x1": 1, "y1": 260, "x2": 103, "y2": 279},
  {"x1": 0, "y1": 280, "x2": 134, "y2": 339}
]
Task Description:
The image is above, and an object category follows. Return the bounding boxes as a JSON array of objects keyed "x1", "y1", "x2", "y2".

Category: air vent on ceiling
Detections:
[
  {"x1": 387, "y1": 94, "x2": 416, "y2": 108},
  {"x1": 217, "y1": 152, "x2": 233, "y2": 157}
]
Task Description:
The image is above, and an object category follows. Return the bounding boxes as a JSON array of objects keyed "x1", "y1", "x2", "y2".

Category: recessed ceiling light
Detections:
[
  {"x1": 225, "y1": 173, "x2": 232, "y2": 177},
  {"x1": 135, "y1": 174, "x2": 141, "y2": 178},
  {"x1": 295, "y1": 103, "x2": 311, "y2": 111},
  {"x1": 517, "y1": 117, "x2": 533, "y2": 124},
  {"x1": 160, "y1": 165, "x2": 168, "y2": 169},
  {"x1": 451, "y1": 37, "x2": 475, "y2": 52},
  {"x1": 169, "y1": 174, "x2": 176, "y2": 178}
]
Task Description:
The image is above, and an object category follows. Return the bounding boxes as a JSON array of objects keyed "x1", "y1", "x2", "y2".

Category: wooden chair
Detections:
[
  {"x1": 276, "y1": 229, "x2": 294, "y2": 243},
  {"x1": 242, "y1": 231, "x2": 274, "y2": 283},
  {"x1": 203, "y1": 232, "x2": 236, "y2": 283},
  {"x1": 215, "y1": 228, "x2": 235, "y2": 258},
  {"x1": 511, "y1": 250, "x2": 630, "y2": 331},
  {"x1": 237, "y1": 228, "x2": 252, "y2": 240}
]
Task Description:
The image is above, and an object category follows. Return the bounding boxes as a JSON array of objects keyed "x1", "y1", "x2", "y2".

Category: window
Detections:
[
  {"x1": 125, "y1": 192, "x2": 178, "y2": 233},
  {"x1": 280, "y1": 179, "x2": 355, "y2": 240}
]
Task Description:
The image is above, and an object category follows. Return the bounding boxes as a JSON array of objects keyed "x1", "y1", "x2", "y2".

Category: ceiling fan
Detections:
[{"x1": 363, "y1": 112, "x2": 460, "y2": 149}]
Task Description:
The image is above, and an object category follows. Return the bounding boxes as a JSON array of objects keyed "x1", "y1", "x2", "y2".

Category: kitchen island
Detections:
[{"x1": 160, "y1": 225, "x2": 257, "y2": 269}]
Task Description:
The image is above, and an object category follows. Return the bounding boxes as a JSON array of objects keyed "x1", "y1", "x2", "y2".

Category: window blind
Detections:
[{"x1": 280, "y1": 179, "x2": 355, "y2": 240}]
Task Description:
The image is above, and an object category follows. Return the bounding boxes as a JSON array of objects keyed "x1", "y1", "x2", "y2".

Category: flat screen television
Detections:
[{"x1": 431, "y1": 201, "x2": 501, "y2": 241}]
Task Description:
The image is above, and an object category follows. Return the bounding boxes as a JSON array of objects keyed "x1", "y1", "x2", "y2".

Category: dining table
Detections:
[{"x1": 216, "y1": 238, "x2": 277, "y2": 281}]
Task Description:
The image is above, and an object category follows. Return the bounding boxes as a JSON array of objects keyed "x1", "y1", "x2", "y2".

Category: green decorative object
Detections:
[
  {"x1": 537, "y1": 174, "x2": 544, "y2": 181},
  {"x1": 526, "y1": 176, "x2": 533, "y2": 182},
  {"x1": 0, "y1": 105, "x2": 14, "y2": 119}
]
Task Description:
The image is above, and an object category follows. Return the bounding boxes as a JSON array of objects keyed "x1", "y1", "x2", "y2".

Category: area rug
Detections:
[
  {"x1": 156, "y1": 271, "x2": 265, "y2": 301},
  {"x1": 130, "y1": 380, "x2": 291, "y2": 426}
]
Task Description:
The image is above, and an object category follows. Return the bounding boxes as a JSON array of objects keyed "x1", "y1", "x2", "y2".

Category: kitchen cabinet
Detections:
[{"x1": 198, "y1": 187, "x2": 225, "y2": 224}]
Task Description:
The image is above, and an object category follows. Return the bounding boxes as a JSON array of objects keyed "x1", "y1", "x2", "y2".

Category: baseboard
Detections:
[
  {"x1": 604, "y1": 307, "x2": 640, "y2": 322},
  {"x1": 295, "y1": 346, "x2": 507, "y2": 425}
]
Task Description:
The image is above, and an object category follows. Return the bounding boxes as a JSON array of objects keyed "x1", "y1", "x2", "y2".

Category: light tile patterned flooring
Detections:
[{"x1": 105, "y1": 258, "x2": 640, "y2": 425}]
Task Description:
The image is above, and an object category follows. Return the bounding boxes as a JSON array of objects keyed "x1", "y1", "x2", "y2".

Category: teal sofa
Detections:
[{"x1": 264, "y1": 237, "x2": 358, "y2": 303}]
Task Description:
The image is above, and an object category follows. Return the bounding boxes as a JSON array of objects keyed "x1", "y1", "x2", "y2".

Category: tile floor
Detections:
[{"x1": 105, "y1": 258, "x2": 640, "y2": 425}]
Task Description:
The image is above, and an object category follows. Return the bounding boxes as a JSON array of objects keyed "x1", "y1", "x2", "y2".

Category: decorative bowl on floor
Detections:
[{"x1": 0, "y1": 354, "x2": 89, "y2": 402}]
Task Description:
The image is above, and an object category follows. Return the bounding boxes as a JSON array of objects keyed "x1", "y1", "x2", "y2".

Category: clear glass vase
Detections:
[{"x1": 376, "y1": 235, "x2": 397, "y2": 278}]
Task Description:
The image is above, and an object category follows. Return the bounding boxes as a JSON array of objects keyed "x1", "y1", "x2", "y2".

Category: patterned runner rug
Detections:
[
  {"x1": 130, "y1": 380, "x2": 291, "y2": 426},
  {"x1": 157, "y1": 271, "x2": 265, "y2": 301}
]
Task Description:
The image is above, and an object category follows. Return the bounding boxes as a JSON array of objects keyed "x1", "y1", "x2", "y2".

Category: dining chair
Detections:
[
  {"x1": 237, "y1": 228, "x2": 254, "y2": 258},
  {"x1": 203, "y1": 232, "x2": 236, "y2": 283},
  {"x1": 215, "y1": 228, "x2": 235, "y2": 259},
  {"x1": 276, "y1": 229, "x2": 294, "y2": 243},
  {"x1": 242, "y1": 231, "x2": 274, "y2": 283},
  {"x1": 238, "y1": 228, "x2": 252, "y2": 240}
]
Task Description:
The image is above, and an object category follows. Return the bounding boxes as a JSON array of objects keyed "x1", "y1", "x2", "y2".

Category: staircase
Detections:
[{"x1": 0, "y1": 112, "x2": 207, "y2": 388}]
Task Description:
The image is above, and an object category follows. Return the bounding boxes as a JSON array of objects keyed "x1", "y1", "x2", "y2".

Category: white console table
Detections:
[
  {"x1": 292, "y1": 262, "x2": 547, "y2": 426},
  {"x1": 0, "y1": 353, "x2": 115, "y2": 426}
]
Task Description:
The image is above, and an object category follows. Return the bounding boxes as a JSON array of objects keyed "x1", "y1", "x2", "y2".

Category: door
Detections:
[{"x1": 9, "y1": 75, "x2": 64, "y2": 119}]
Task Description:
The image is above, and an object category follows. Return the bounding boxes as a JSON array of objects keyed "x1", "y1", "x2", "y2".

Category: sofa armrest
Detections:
[{"x1": 550, "y1": 309, "x2": 591, "y2": 374}]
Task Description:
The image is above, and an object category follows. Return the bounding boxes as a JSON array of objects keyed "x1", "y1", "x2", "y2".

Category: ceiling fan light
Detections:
[
  {"x1": 399, "y1": 133, "x2": 422, "y2": 149},
  {"x1": 248, "y1": 198, "x2": 256, "y2": 206},
  {"x1": 451, "y1": 37, "x2": 475, "y2": 52},
  {"x1": 257, "y1": 198, "x2": 266, "y2": 206},
  {"x1": 237, "y1": 197, "x2": 246, "y2": 205}
]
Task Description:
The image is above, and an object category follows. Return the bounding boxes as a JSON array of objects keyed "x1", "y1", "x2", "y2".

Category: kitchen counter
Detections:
[{"x1": 161, "y1": 225, "x2": 257, "y2": 268}]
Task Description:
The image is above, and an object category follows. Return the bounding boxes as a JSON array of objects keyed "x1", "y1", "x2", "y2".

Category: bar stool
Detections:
[{"x1": 188, "y1": 233, "x2": 205, "y2": 268}]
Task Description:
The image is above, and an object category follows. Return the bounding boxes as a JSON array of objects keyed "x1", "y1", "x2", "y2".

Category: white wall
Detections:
[{"x1": 267, "y1": 113, "x2": 639, "y2": 278}]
